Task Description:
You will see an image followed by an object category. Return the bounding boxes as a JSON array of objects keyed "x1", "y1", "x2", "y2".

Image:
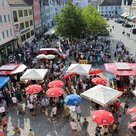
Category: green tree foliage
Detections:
[
  {"x1": 55, "y1": 1, "x2": 85, "y2": 38},
  {"x1": 82, "y1": 5, "x2": 108, "y2": 35}
]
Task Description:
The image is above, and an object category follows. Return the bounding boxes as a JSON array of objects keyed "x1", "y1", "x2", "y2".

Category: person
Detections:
[
  {"x1": 124, "y1": 97, "x2": 130, "y2": 114},
  {"x1": 27, "y1": 102, "x2": 34, "y2": 116},
  {"x1": 27, "y1": 129, "x2": 35, "y2": 136},
  {"x1": 12, "y1": 95, "x2": 18, "y2": 108},
  {"x1": 82, "y1": 118, "x2": 89, "y2": 136},
  {"x1": 75, "y1": 105, "x2": 81, "y2": 121},
  {"x1": 118, "y1": 114, "x2": 122, "y2": 130},
  {"x1": 70, "y1": 119, "x2": 78, "y2": 136},
  {"x1": 51, "y1": 104, "x2": 57, "y2": 121}
]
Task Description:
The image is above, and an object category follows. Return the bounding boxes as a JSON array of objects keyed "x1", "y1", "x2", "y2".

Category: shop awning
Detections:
[
  {"x1": 129, "y1": 16, "x2": 136, "y2": 20},
  {"x1": 121, "y1": 13, "x2": 129, "y2": 17},
  {"x1": 0, "y1": 76, "x2": 10, "y2": 89}
]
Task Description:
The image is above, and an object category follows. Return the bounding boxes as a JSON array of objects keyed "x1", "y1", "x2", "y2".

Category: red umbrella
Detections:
[
  {"x1": 25, "y1": 84, "x2": 43, "y2": 94},
  {"x1": 48, "y1": 80, "x2": 64, "y2": 88},
  {"x1": 128, "y1": 122, "x2": 136, "y2": 128},
  {"x1": 92, "y1": 77, "x2": 107, "y2": 85},
  {"x1": 46, "y1": 88, "x2": 64, "y2": 97},
  {"x1": 63, "y1": 72, "x2": 77, "y2": 79},
  {"x1": 126, "y1": 106, "x2": 136, "y2": 114},
  {"x1": 89, "y1": 69, "x2": 103, "y2": 75},
  {"x1": 91, "y1": 110, "x2": 114, "y2": 125}
]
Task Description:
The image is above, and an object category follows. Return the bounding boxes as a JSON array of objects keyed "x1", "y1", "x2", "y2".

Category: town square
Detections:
[{"x1": 0, "y1": 0, "x2": 136, "y2": 136}]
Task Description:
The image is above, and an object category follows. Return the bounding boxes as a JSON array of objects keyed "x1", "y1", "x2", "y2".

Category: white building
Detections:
[
  {"x1": 98, "y1": 0, "x2": 133, "y2": 17},
  {"x1": 72, "y1": 0, "x2": 89, "y2": 7},
  {"x1": 44, "y1": 0, "x2": 66, "y2": 29}
]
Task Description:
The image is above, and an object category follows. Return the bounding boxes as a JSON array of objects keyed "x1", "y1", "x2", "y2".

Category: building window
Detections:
[
  {"x1": 21, "y1": 34, "x2": 26, "y2": 42},
  {"x1": 20, "y1": 22, "x2": 24, "y2": 30},
  {"x1": 31, "y1": 30, "x2": 34, "y2": 36},
  {"x1": 2, "y1": 31, "x2": 5, "y2": 39},
  {"x1": 10, "y1": 29, "x2": 12, "y2": 36},
  {"x1": 24, "y1": 10, "x2": 28, "y2": 16},
  {"x1": 25, "y1": 21, "x2": 29, "y2": 28},
  {"x1": 111, "y1": 7, "x2": 113, "y2": 9},
  {"x1": 18, "y1": 10, "x2": 23, "y2": 17},
  {"x1": 30, "y1": 20, "x2": 33, "y2": 26},
  {"x1": 105, "y1": 6, "x2": 108, "y2": 9},
  {"x1": 6, "y1": 30, "x2": 9, "y2": 37},
  {"x1": 101, "y1": 7, "x2": 103, "y2": 10},
  {"x1": 0, "y1": 15, "x2": 2, "y2": 23},
  {"x1": 29, "y1": 9, "x2": 32, "y2": 15},
  {"x1": 8, "y1": 14, "x2": 10, "y2": 21},
  {"x1": 2, "y1": 0, "x2": 5, "y2": 6},
  {"x1": 26, "y1": 32, "x2": 30, "y2": 39},
  {"x1": 4, "y1": 15, "x2": 6, "y2": 22},
  {"x1": 13, "y1": 11, "x2": 18, "y2": 22}
]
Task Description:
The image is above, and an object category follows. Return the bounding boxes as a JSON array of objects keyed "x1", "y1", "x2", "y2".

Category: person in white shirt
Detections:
[
  {"x1": 75, "y1": 105, "x2": 81, "y2": 121},
  {"x1": 70, "y1": 119, "x2": 78, "y2": 136},
  {"x1": 27, "y1": 102, "x2": 34, "y2": 116},
  {"x1": 51, "y1": 104, "x2": 57, "y2": 121},
  {"x1": 12, "y1": 95, "x2": 18, "y2": 108}
]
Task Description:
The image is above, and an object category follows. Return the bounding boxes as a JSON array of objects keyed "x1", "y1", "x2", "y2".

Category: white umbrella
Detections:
[
  {"x1": 46, "y1": 54, "x2": 55, "y2": 59},
  {"x1": 20, "y1": 69, "x2": 49, "y2": 81},
  {"x1": 132, "y1": 90, "x2": 136, "y2": 96},
  {"x1": 36, "y1": 54, "x2": 47, "y2": 59},
  {"x1": 0, "y1": 107, "x2": 5, "y2": 113},
  {"x1": 66, "y1": 64, "x2": 92, "y2": 75},
  {"x1": 81, "y1": 85, "x2": 122, "y2": 106}
]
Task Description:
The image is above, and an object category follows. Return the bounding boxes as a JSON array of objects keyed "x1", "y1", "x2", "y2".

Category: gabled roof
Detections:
[
  {"x1": 99, "y1": 0, "x2": 133, "y2": 6},
  {"x1": 8, "y1": 0, "x2": 33, "y2": 6}
]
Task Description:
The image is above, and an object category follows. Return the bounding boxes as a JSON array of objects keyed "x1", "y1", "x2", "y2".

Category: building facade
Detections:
[
  {"x1": 45, "y1": 0, "x2": 67, "y2": 29},
  {"x1": 33, "y1": 0, "x2": 42, "y2": 38},
  {"x1": 0, "y1": 0, "x2": 16, "y2": 63},
  {"x1": 98, "y1": 0, "x2": 133, "y2": 17},
  {"x1": 8, "y1": 0, "x2": 34, "y2": 45},
  {"x1": 41, "y1": 0, "x2": 47, "y2": 34}
]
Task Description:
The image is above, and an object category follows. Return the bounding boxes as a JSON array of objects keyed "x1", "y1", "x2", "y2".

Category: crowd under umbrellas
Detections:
[{"x1": 0, "y1": 38, "x2": 136, "y2": 136}]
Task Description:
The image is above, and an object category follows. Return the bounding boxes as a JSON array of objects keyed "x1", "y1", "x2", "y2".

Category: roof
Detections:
[
  {"x1": 8, "y1": 0, "x2": 33, "y2": 6},
  {"x1": 99, "y1": 0, "x2": 133, "y2": 6}
]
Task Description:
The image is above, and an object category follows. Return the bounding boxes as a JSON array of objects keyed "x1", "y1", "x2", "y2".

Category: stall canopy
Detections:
[
  {"x1": 20, "y1": 69, "x2": 49, "y2": 81},
  {"x1": 66, "y1": 64, "x2": 92, "y2": 75},
  {"x1": 104, "y1": 63, "x2": 136, "y2": 76},
  {"x1": 81, "y1": 85, "x2": 122, "y2": 106},
  {"x1": 0, "y1": 64, "x2": 27, "y2": 75},
  {"x1": 0, "y1": 76, "x2": 10, "y2": 89}
]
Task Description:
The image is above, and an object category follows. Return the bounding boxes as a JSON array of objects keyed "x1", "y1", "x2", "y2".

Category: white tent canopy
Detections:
[
  {"x1": 66, "y1": 64, "x2": 92, "y2": 75},
  {"x1": 81, "y1": 85, "x2": 122, "y2": 106},
  {"x1": 132, "y1": 90, "x2": 136, "y2": 96},
  {"x1": 10, "y1": 64, "x2": 27, "y2": 74},
  {"x1": 20, "y1": 69, "x2": 49, "y2": 81}
]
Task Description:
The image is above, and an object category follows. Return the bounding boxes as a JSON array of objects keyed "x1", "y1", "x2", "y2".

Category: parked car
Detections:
[
  {"x1": 38, "y1": 48, "x2": 66, "y2": 60},
  {"x1": 122, "y1": 23, "x2": 133, "y2": 28},
  {"x1": 132, "y1": 28, "x2": 136, "y2": 34},
  {"x1": 115, "y1": 19, "x2": 125, "y2": 24}
]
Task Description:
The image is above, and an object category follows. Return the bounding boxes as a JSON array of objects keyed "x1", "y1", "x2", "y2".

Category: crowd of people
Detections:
[{"x1": 0, "y1": 35, "x2": 135, "y2": 136}]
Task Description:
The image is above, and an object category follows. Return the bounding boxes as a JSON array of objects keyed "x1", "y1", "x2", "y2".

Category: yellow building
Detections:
[{"x1": 8, "y1": 0, "x2": 34, "y2": 45}]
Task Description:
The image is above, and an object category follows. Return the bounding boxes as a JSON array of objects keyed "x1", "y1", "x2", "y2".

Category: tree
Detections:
[
  {"x1": 55, "y1": 1, "x2": 85, "y2": 38},
  {"x1": 82, "y1": 5, "x2": 108, "y2": 35}
]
